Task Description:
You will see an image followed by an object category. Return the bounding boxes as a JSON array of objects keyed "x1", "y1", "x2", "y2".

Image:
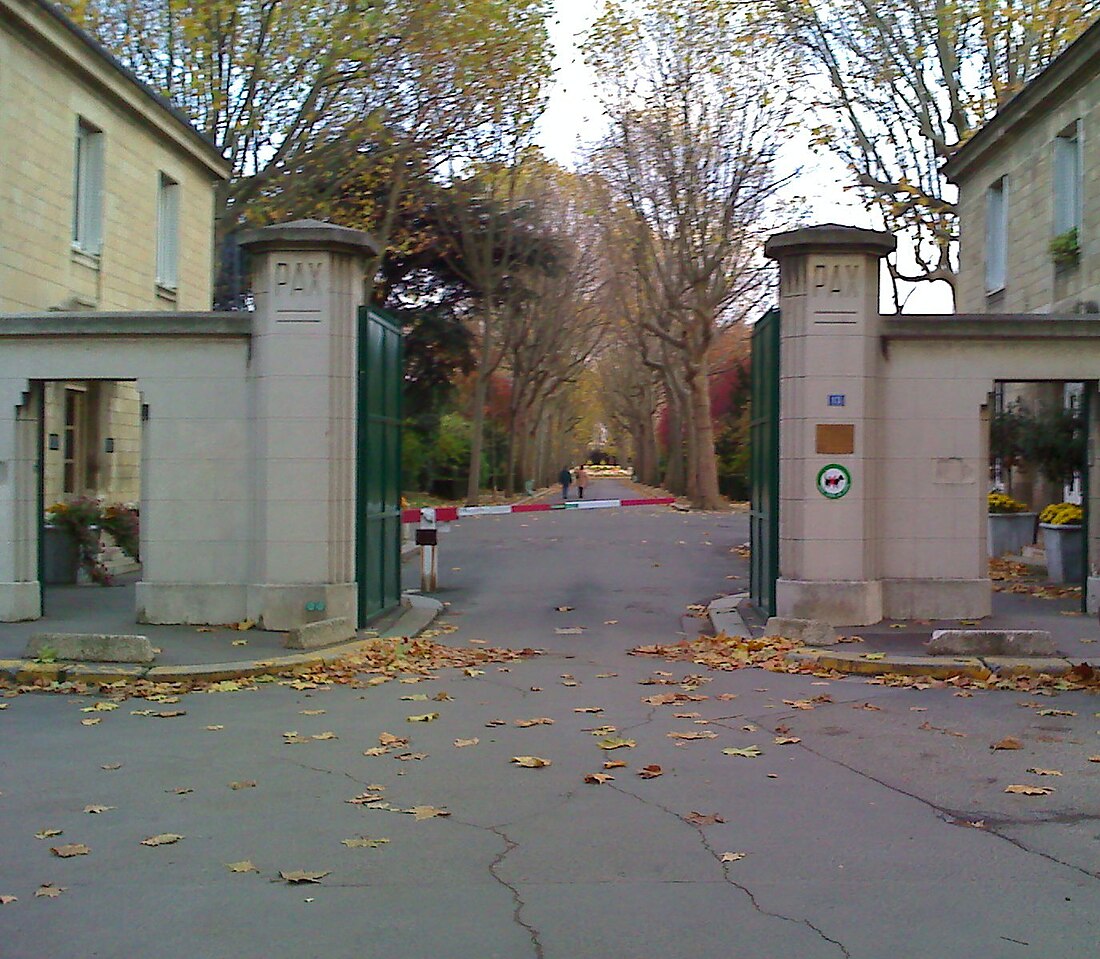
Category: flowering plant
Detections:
[
  {"x1": 45, "y1": 499, "x2": 140, "y2": 584},
  {"x1": 1039, "y1": 502, "x2": 1083, "y2": 526},
  {"x1": 987, "y1": 492, "x2": 1027, "y2": 514}
]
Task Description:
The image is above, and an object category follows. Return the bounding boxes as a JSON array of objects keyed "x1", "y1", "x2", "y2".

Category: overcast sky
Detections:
[{"x1": 538, "y1": 1, "x2": 952, "y2": 313}]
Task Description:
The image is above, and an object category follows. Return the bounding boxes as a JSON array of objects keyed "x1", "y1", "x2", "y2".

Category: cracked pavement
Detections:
[{"x1": 1, "y1": 497, "x2": 1099, "y2": 958}]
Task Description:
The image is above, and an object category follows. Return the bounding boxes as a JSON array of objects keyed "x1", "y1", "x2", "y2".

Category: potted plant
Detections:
[
  {"x1": 44, "y1": 498, "x2": 112, "y2": 586},
  {"x1": 1050, "y1": 227, "x2": 1080, "y2": 267},
  {"x1": 987, "y1": 491, "x2": 1036, "y2": 558},
  {"x1": 1039, "y1": 501, "x2": 1084, "y2": 584}
]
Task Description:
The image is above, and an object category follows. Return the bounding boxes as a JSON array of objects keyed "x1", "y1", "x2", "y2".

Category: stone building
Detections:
[
  {"x1": 944, "y1": 18, "x2": 1100, "y2": 509},
  {"x1": 0, "y1": 0, "x2": 229, "y2": 509},
  {"x1": 946, "y1": 16, "x2": 1099, "y2": 316}
]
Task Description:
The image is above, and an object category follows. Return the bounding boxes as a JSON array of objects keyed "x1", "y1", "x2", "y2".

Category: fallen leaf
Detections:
[
  {"x1": 394, "y1": 752, "x2": 428, "y2": 761},
  {"x1": 400, "y1": 694, "x2": 430, "y2": 701},
  {"x1": 433, "y1": 692, "x2": 453, "y2": 702},
  {"x1": 50, "y1": 844, "x2": 90, "y2": 858},
  {"x1": 774, "y1": 736, "x2": 801, "y2": 745},
  {"x1": 716, "y1": 693, "x2": 738, "y2": 701},
  {"x1": 638, "y1": 764, "x2": 663, "y2": 779},
  {"x1": 232, "y1": 639, "x2": 248, "y2": 646},
  {"x1": 515, "y1": 717, "x2": 554, "y2": 727},
  {"x1": 595, "y1": 673, "x2": 618, "y2": 678},
  {"x1": 100, "y1": 762, "x2": 122, "y2": 770},
  {"x1": 674, "y1": 712, "x2": 702, "y2": 719},
  {"x1": 81, "y1": 702, "x2": 118, "y2": 712},
  {"x1": 1026, "y1": 768, "x2": 1063, "y2": 776},
  {"x1": 719, "y1": 852, "x2": 746, "y2": 863},
  {"x1": 574, "y1": 707, "x2": 604, "y2": 714},
  {"x1": 226, "y1": 860, "x2": 258, "y2": 873},
  {"x1": 140, "y1": 834, "x2": 183, "y2": 846},
  {"x1": 206, "y1": 725, "x2": 224, "y2": 731},
  {"x1": 311, "y1": 732, "x2": 338, "y2": 741},
  {"x1": 722, "y1": 747, "x2": 763, "y2": 758},
  {"x1": 283, "y1": 734, "x2": 310, "y2": 744},
  {"x1": 80, "y1": 718, "x2": 101, "y2": 726},
  {"x1": 584, "y1": 773, "x2": 614, "y2": 784},
  {"x1": 668, "y1": 731, "x2": 717, "y2": 740},
  {"x1": 1004, "y1": 785, "x2": 1054, "y2": 796},
  {"x1": 991, "y1": 737, "x2": 1024, "y2": 751},
  {"x1": 862, "y1": 653, "x2": 886, "y2": 661},
  {"x1": 408, "y1": 805, "x2": 450, "y2": 820},
  {"x1": 83, "y1": 804, "x2": 114, "y2": 814},
  {"x1": 229, "y1": 781, "x2": 257, "y2": 790},
  {"x1": 299, "y1": 709, "x2": 326, "y2": 716},
  {"x1": 512, "y1": 756, "x2": 552, "y2": 768},
  {"x1": 341, "y1": 837, "x2": 390, "y2": 848},
  {"x1": 34, "y1": 884, "x2": 65, "y2": 899},
  {"x1": 35, "y1": 828, "x2": 63, "y2": 839},
  {"x1": 406, "y1": 713, "x2": 439, "y2": 723},
  {"x1": 453, "y1": 738, "x2": 479, "y2": 748},
  {"x1": 685, "y1": 811, "x2": 725, "y2": 826},
  {"x1": 1037, "y1": 709, "x2": 1076, "y2": 717},
  {"x1": 555, "y1": 606, "x2": 575, "y2": 612},
  {"x1": 603, "y1": 620, "x2": 618, "y2": 625},
  {"x1": 362, "y1": 747, "x2": 388, "y2": 756},
  {"x1": 855, "y1": 703, "x2": 882, "y2": 711},
  {"x1": 604, "y1": 760, "x2": 628, "y2": 769},
  {"x1": 0, "y1": 895, "x2": 17, "y2": 904},
  {"x1": 597, "y1": 737, "x2": 635, "y2": 750},
  {"x1": 379, "y1": 733, "x2": 407, "y2": 747},
  {"x1": 166, "y1": 787, "x2": 193, "y2": 795},
  {"x1": 279, "y1": 870, "x2": 328, "y2": 884},
  {"x1": 463, "y1": 668, "x2": 484, "y2": 677},
  {"x1": 555, "y1": 627, "x2": 585, "y2": 635},
  {"x1": 1088, "y1": 756, "x2": 1100, "y2": 763}
]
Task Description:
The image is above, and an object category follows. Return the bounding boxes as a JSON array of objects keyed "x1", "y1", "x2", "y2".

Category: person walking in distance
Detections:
[
  {"x1": 558, "y1": 466, "x2": 572, "y2": 501},
  {"x1": 575, "y1": 464, "x2": 589, "y2": 499}
]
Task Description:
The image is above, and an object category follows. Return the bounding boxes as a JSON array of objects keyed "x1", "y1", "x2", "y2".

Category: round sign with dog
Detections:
[{"x1": 816, "y1": 464, "x2": 851, "y2": 500}]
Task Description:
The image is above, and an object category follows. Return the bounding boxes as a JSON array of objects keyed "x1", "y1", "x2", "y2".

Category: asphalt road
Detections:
[{"x1": 2, "y1": 495, "x2": 1099, "y2": 959}]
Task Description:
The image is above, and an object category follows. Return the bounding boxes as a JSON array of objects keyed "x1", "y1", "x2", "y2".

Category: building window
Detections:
[
  {"x1": 62, "y1": 388, "x2": 87, "y2": 495},
  {"x1": 1053, "y1": 121, "x2": 1082, "y2": 237},
  {"x1": 72, "y1": 119, "x2": 104, "y2": 254},
  {"x1": 985, "y1": 177, "x2": 1007, "y2": 294},
  {"x1": 156, "y1": 173, "x2": 180, "y2": 290}
]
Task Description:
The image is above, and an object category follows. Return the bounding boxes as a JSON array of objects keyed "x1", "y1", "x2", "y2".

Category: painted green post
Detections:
[{"x1": 750, "y1": 308, "x2": 780, "y2": 616}]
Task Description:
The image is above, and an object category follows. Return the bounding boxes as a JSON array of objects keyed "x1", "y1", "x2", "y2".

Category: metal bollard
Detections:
[{"x1": 415, "y1": 507, "x2": 438, "y2": 592}]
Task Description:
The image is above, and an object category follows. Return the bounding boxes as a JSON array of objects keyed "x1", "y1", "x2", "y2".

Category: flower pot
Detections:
[
  {"x1": 987, "y1": 512, "x2": 1037, "y2": 558},
  {"x1": 43, "y1": 525, "x2": 80, "y2": 585},
  {"x1": 1040, "y1": 523, "x2": 1084, "y2": 584}
]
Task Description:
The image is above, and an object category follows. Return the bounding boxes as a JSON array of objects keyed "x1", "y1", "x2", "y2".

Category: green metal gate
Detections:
[
  {"x1": 356, "y1": 305, "x2": 403, "y2": 625},
  {"x1": 750, "y1": 308, "x2": 780, "y2": 616}
]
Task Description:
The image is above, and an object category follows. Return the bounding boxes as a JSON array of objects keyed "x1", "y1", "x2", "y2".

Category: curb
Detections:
[
  {"x1": 0, "y1": 598, "x2": 443, "y2": 687},
  {"x1": 786, "y1": 648, "x2": 1078, "y2": 680},
  {"x1": 707, "y1": 594, "x2": 1082, "y2": 682}
]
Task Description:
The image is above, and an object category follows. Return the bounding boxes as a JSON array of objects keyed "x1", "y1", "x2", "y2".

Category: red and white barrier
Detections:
[{"x1": 401, "y1": 496, "x2": 675, "y2": 525}]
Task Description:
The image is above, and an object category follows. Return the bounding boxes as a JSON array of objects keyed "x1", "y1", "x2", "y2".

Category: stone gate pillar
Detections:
[
  {"x1": 763, "y1": 225, "x2": 896, "y2": 626},
  {"x1": 239, "y1": 220, "x2": 378, "y2": 630}
]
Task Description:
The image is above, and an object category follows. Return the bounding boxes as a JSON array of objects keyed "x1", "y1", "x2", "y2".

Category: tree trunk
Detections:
[
  {"x1": 689, "y1": 371, "x2": 723, "y2": 510},
  {"x1": 663, "y1": 396, "x2": 685, "y2": 494},
  {"x1": 465, "y1": 369, "x2": 490, "y2": 506}
]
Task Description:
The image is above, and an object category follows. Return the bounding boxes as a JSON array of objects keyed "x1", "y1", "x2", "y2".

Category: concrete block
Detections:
[
  {"x1": 246, "y1": 583, "x2": 356, "y2": 631},
  {"x1": 928, "y1": 629, "x2": 1057, "y2": 657},
  {"x1": 708, "y1": 593, "x2": 748, "y2": 614},
  {"x1": 710, "y1": 609, "x2": 751, "y2": 639},
  {"x1": 776, "y1": 579, "x2": 883, "y2": 626},
  {"x1": 0, "y1": 582, "x2": 41, "y2": 622},
  {"x1": 135, "y1": 582, "x2": 247, "y2": 626},
  {"x1": 285, "y1": 616, "x2": 356, "y2": 650},
  {"x1": 24, "y1": 632, "x2": 156, "y2": 664},
  {"x1": 63, "y1": 663, "x2": 150, "y2": 684},
  {"x1": 764, "y1": 617, "x2": 839, "y2": 646}
]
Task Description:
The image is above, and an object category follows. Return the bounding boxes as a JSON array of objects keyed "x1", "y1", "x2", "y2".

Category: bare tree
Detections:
[{"x1": 585, "y1": 0, "x2": 792, "y2": 509}]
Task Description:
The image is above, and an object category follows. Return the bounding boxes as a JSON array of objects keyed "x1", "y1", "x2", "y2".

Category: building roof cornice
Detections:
[
  {"x1": 943, "y1": 16, "x2": 1100, "y2": 183},
  {"x1": 4, "y1": 0, "x2": 229, "y2": 179}
]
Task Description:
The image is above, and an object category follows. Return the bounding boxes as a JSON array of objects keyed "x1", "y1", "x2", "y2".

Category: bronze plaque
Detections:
[{"x1": 816, "y1": 424, "x2": 855, "y2": 455}]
